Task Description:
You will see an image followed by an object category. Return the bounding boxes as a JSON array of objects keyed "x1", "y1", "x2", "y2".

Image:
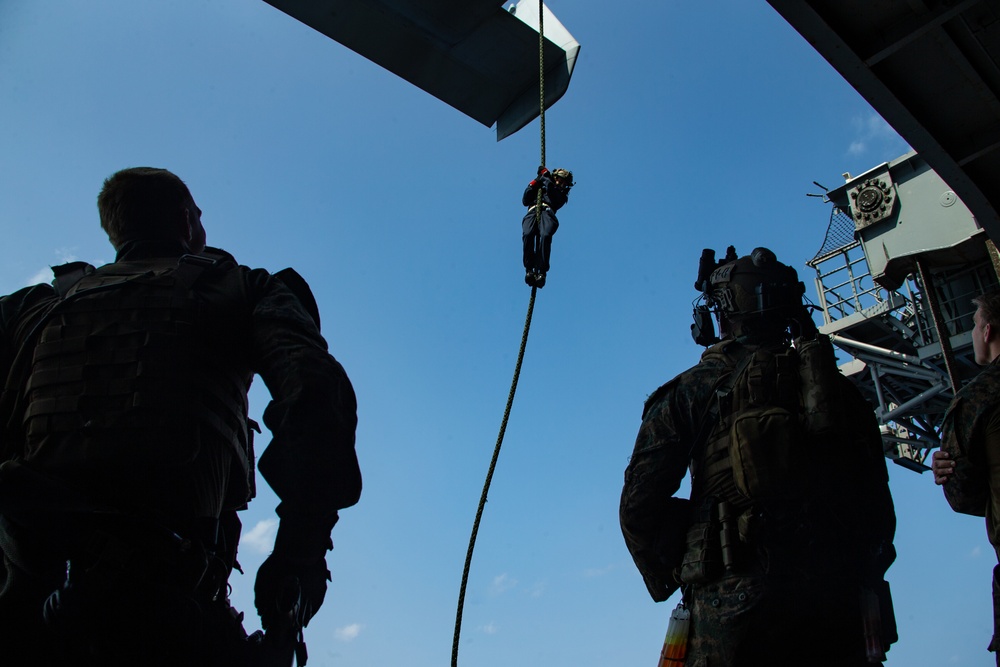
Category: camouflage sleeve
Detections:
[
  {"x1": 248, "y1": 269, "x2": 361, "y2": 523},
  {"x1": 620, "y1": 370, "x2": 712, "y2": 601},
  {"x1": 941, "y1": 395, "x2": 989, "y2": 517},
  {"x1": 983, "y1": 411, "x2": 1000, "y2": 549}
]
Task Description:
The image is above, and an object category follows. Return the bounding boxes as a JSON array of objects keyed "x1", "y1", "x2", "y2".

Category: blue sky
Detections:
[{"x1": 0, "y1": 1, "x2": 992, "y2": 665}]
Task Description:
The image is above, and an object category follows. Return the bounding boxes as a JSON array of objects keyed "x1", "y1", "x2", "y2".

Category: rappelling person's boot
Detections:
[
  {"x1": 534, "y1": 271, "x2": 546, "y2": 288},
  {"x1": 525, "y1": 270, "x2": 536, "y2": 286}
]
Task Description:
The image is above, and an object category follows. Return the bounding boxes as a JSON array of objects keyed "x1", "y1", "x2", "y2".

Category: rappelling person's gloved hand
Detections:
[
  {"x1": 529, "y1": 166, "x2": 549, "y2": 189},
  {"x1": 255, "y1": 513, "x2": 337, "y2": 630}
]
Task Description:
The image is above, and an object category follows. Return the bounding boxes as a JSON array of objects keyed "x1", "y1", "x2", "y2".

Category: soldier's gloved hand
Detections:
[
  {"x1": 254, "y1": 516, "x2": 335, "y2": 630},
  {"x1": 255, "y1": 552, "x2": 330, "y2": 630},
  {"x1": 537, "y1": 165, "x2": 548, "y2": 176}
]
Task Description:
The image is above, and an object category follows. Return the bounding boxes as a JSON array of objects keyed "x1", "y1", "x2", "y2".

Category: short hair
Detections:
[
  {"x1": 97, "y1": 167, "x2": 193, "y2": 249},
  {"x1": 972, "y1": 290, "x2": 1000, "y2": 329}
]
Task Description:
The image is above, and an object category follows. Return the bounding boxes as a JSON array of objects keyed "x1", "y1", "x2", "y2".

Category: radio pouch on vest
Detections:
[
  {"x1": 729, "y1": 406, "x2": 796, "y2": 499},
  {"x1": 679, "y1": 497, "x2": 722, "y2": 585},
  {"x1": 727, "y1": 348, "x2": 801, "y2": 500}
]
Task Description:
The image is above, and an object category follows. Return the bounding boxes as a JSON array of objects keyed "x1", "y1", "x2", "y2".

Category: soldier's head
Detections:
[
  {"x1": 702, "y1": 247, "x2": 813, "y2": 343},
  {"x1": 551, "y1": 168, "x2": 574, "y2": 189},
  {"x1": 98, "y1": 167, "x2": 205, "y2": 253},
  {"x1": 971, "y1": 291, "x2": 1000, "y2": 365}
]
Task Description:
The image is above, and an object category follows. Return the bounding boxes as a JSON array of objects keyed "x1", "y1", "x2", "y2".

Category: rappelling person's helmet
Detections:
[
  {"x1": 692, "y1": 246, "x2": 814, "y2": 345},
  {"x1": 551, "y1": 169, "x2": 574, "y2": 187}
]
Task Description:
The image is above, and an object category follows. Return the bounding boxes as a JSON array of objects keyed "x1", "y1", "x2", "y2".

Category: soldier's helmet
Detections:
[
  {"x1": 708, "y1": 247, "x2": 806, "y2": 338},
  {"x1": 551, "y1": 169, "x2": 575, "y2": 187}
]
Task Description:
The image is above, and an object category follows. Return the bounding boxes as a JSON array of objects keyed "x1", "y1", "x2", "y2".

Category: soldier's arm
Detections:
[
  {"x1": 249, "y1": 270, "x2": 361, "y2": 521},
  {"x1": 547, "y1": 184, "x2": 568, "y2": 211},
  {"x1": 243, "y1": 269, "x2": 362, "y2": 632},
  {"x1": 981, "y1": 410, "x2": 1000, "y2": 523},
  {"x1": 941, "y1": 398, "x2": 989, "y2": 517},
  {"x1": 522, "y1": 183, "x2": 539, "y2": 207},
  {"x1": 620, "y1": 382, "x2": 694, "y2": 601}
]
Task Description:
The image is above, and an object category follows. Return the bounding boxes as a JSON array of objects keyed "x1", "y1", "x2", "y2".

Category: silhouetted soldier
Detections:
[
  {"x1": 0, "y1": 167, "x2": 361, "y2": 666},
  {"x1": 934, "y1": 290, "x2": 1000, "y2": 666},
  {"x1": 621, "y1": 247, "x2": 896, "y2": 666}
]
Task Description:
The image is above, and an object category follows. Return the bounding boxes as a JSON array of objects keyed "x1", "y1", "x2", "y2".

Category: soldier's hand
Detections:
[
  {"x1": 255, "y1": 553, "x2": 330, "y2": 630},
  {"x1": 931, "y1": 450, "x2": 955, "y2": 485}
]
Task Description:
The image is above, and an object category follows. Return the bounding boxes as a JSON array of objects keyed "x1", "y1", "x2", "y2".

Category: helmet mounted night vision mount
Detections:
[{"x1": 691, "y1": 246, "x2": 812, "y2": 346}]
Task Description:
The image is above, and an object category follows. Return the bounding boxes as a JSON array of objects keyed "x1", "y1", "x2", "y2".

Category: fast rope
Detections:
[{"x1": 451, "y1": 2, "x2": 547, "y2": 665}]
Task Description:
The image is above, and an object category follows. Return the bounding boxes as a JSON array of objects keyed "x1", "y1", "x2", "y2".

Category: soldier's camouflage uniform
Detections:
[
  {"x1": 621, "y1": 337, "x2": 896, "y2": 667},
  {"x1": 941, "y1": 356, "x2": 1000, "y2": 662}
]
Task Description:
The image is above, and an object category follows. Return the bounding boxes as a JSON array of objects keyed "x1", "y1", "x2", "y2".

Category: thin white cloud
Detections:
[
  {"x1": 479, "y1": 622, "x2": 498, "y2": 635},
  {"x1": 26, "y1": 268, "x2": 52, "y2": 287},
  {"x1": 847, "y1": 112, "x2": 910, "y2": 160},
  {"x1": 490, "y1": 573, "x2": 517, "y2": 595},
  {"x1": 240, "y1": 518, "x2": 278, "y2": 554},
  {"x1": 971, "y1": 545, "x2": 982, "y2": 559},
  {"x1": 335, "y1": 623, "x2": 363, "y2": 641},
  {"x1": 583, "y1": 564, "x2": 615, "y2": 578},
  {"x1": 54, "y1": 248, "x2": 78, "y2": 263},
  {"x1": 527, "y1": 581, "x2": 546, "y2": 599}
]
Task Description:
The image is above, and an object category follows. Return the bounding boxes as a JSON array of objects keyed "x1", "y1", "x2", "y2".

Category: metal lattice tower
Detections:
[{"x1": 807, "y1": 152, "x2": 998, "y2": 472}]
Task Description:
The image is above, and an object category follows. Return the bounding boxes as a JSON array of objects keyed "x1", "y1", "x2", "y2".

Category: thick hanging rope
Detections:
[
  {"x1": 537, "y1": 0, "x2": 546, "y2": 172},
  {"x1": 451, "y1": 288, "x2": 536, "y2": 667},
  {"x1": 451, "y1": 3, "x2": 547, "y2": 666}
]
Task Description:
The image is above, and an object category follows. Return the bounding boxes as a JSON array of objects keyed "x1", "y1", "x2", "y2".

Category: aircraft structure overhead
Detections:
[{"x1": 262, "y1": 0, "x2": 580, "y2": 140}]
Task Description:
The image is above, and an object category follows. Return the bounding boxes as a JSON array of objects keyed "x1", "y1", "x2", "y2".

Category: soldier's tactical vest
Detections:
[
  {"x1": 680, "y1": 335, "x2": 844, "y2": 582},
  {"x1": 18, "y1": 252, "x2": 256, "y2": 505}
]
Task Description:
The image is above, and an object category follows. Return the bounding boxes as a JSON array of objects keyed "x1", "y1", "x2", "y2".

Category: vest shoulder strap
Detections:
[{"x1": 51, "y1": 261, "x2": 96, "y2": 298}]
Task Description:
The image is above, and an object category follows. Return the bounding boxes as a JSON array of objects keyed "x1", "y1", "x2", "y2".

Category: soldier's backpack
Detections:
[{"x1": 724, "y1": 334, "x2": 843, "y2": 501}]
